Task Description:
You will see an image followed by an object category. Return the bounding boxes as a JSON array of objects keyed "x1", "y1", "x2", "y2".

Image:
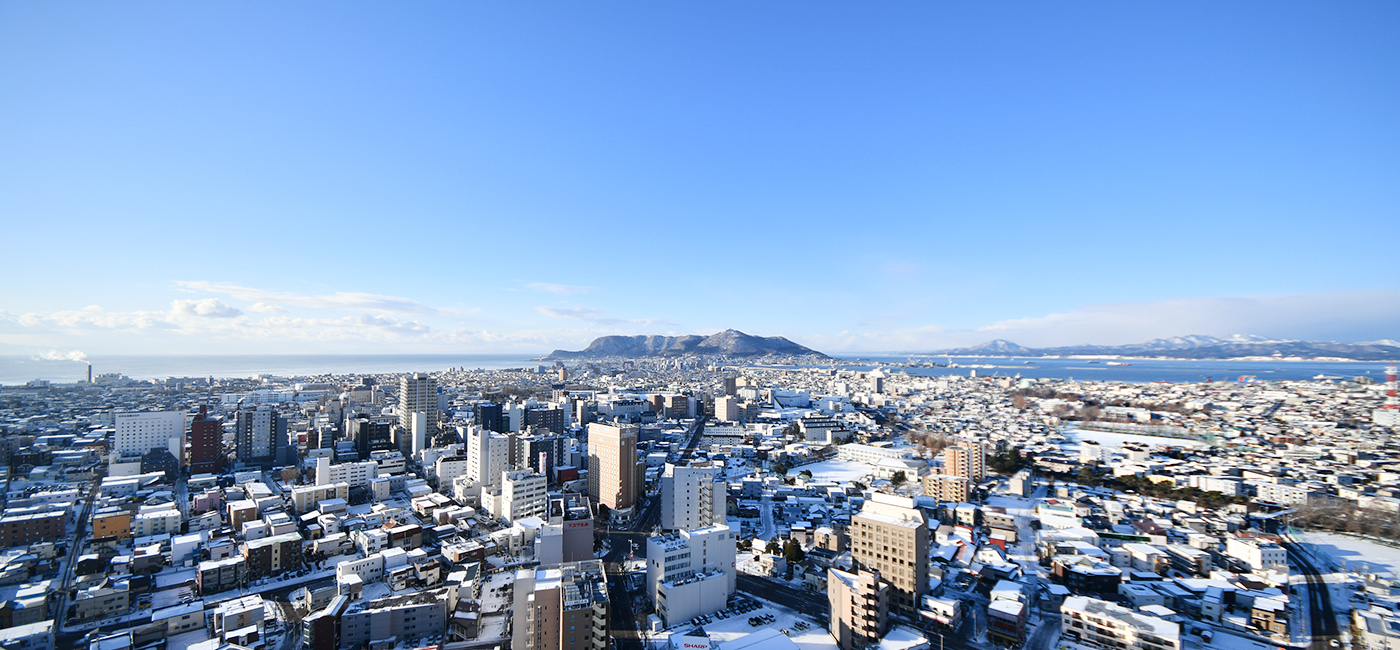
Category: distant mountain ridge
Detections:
[
  {"x1": 935, "y1": 335, "x2": 1400, "y2": 361},
  {"x1": 544, "y1": 329, "x2": 827, "y2": 360}
]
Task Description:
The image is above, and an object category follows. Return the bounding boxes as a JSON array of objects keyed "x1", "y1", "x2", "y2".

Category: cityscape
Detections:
[
  {"x1": 3, "y1": 3, "x2": 1399, "y2": 650},
  {"x1": 0, "y1": 350, "x2": 1399, "y2": 650}
]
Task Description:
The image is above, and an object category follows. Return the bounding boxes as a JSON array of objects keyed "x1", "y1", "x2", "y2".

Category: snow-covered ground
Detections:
[
  {"x1": 1062, "y1": 427, "x2": 1209, "y2": 450},
  {"x1": 654, "y1": 599, "x2": 836, "y2": 650},
  {"x1": 1298, "y1": 530, "x2": 1400, "y2": 577},
  {"x1": 787, "y1": 459, "x2": 875, "y2": 484}
]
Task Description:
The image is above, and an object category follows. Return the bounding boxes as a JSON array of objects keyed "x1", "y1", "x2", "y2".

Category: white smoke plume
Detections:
[{"x1": 34, "y1": 349, "x2": 89, "y2": 363}]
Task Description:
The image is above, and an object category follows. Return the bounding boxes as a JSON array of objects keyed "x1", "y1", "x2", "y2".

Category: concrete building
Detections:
[
  {"x1": 645, "y1": 525, "x2": 736, "y2": 627},
  {"x1": 189, "y1": 405, "x2": 223, "y2": 474},
  {"x1": 465, "y1": 425, "x2": 510, "y2": 497},
  {"x1": 236, "y1": 406, "x2": 286, "y2": 466},
  {"x1": 315, "y1": 456, "x2": 378, "y2": 488},
  {"x1": 849, "y1": 493, "x2": 927, "y2": 616},
  {"x1": 491, "y1": 470, "x2": 548, "y2": 523},
  {"x1": 114, "y1": 410, "x2": 184, "y2": 463},
  {"x1": 242, "y1": 532, "x2": 304, "y2": 580},
  {"x1": 588, "y1": 422, "x2": 639, "y2": 517},
  {"x1": 828, "y1": 568, "x2": 889, "y2": 650},
  {"x1": 837, "y1": 444, "x2": 912, "y2": 465},
  {"x1": 943, "y1": 443, "x2": 986, "y2": 482},
  {"x1": 1061, "y1": 596, "x2": 1181, "y2": 650},
  {"x1": 512, "y1": 560, "x2": 609, "y2": 650},
  {"x1": 0, "y1": 620, "x2": 53, "y2": 650},
  {"x1": 399, "y1": 373, "x2": 439, "y2": 441},
  {"x1": 922, "y1": 474, "x2": 971, "y2": 502},
  {"x1": 715, "y1": 395, "x2": 740, "y2": 422},
  {"x1": 291, "y1": 482, "x2": 350, "y2": 514},
  {"x1": 1225, "y1": 536, "x2": 1288, "y2": 571},
  {"x1": 660, "y1": 460, "x2": 726, "y2": 531},
  {"x1": 0, "y1": 511, "x2": 65, "y2": 548}
]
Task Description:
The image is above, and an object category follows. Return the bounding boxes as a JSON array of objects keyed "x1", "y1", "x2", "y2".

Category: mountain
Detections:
[
  {"x1": 934, "y1": 334, "x2": 1400, "y2": 361},
  {"x1": 544, "y1": 329, "x2": 828, "y2": 360}
]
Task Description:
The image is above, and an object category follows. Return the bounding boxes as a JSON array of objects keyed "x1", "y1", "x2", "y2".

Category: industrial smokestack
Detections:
[{"x1": 87, "y1": 363, "x2": 93, "y2": 383}]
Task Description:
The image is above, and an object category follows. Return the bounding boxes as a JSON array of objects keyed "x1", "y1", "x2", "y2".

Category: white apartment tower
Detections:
[
  {"x1": 465, "y1": 425, "x2": 511, "y2": 494},
  {"x1": 660, "y1": 461, "x2": 726, "y2": 531},
  {"x1": 114, "y1": 411, "x2": 185, "y2": 463},
  {"x1": 715, "y1": 395, "x2": 740, "y2": 422},
  {"x1": 398, "y1": 373, "x2": 438, "y2": 440}
]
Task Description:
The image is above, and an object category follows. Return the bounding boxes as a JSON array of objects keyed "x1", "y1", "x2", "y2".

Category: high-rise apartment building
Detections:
[
  {"x1": 524, "y1": 407, "x2": 565, "y2": 434},
  {"x1": 398, "y1": 373, "x2": 438, "y2": 440},
  {"x1": 465, "y1": 425, "x2": 510, "y2": 495},
  {"x1": 828, "y1": 568, "x2": 890, "y2": 650},
  {"x1": 587, "y1": 423, "x2": 638, "y2": 516},
  {"x1": 849, "y1": 493, "x2": 928, "y2": 616},
  {"x1": 114, "y1": 411, "x2": 185, "y2": 462},
  {"x1": 189, "y1": 406, "x2": 222, "y2": 474},
  {"x1": 943, "y1": 443, "x2": 986, "y2": 482},
  {"x1": 345, "y1": 414, "x2": 395, "y2": 460},
  {"x1": 474, "y1": 403, "x2": 506, "y2": 434},
  {"x1": 715, "y1": 395, "x2": 740, "y2": 422},
  {"x1": 511, "y1": 560, "x2": 609, "y2": 650},
  {"x1": 235, "y1": 407, "x2": 286, "y2": 467},
  {"x1": 660, "y1": 461, "x2": 726, "y2": 531}
]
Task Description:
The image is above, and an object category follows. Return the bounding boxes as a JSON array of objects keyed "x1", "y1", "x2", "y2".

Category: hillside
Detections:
[{"x1": 544, "y1": 329, "x2": 827, "y2": 360}]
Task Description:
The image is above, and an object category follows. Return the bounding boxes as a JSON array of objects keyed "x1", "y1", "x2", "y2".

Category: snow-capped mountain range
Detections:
[{"x1": 934, "y1": 335, "x2": 1400, "y2": 360}]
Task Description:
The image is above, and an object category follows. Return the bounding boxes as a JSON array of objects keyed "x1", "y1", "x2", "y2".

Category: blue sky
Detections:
[{"x1": 2, "y1": 2, "x2": 1398, "y2": 355}]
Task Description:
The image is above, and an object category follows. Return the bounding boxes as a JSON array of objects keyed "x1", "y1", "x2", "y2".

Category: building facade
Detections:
[
  {"x1": 849, "y1": 493, "x2": 928, "y2": 616},
  {"x1": 587, "y1": 423, "x2": 639, "y2": 516}
]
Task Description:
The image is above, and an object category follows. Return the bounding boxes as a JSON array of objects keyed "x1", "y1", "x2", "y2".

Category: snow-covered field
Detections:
[
  {"x1": 1298, "y1": 531, "x2": 1400, "y2": 577},
  {"x1": 788, "y1": 459, "x2": 876, "y2": 484},
  {"x1": 1063, "y1": 428, "x2": 1209, "y2": 450}
]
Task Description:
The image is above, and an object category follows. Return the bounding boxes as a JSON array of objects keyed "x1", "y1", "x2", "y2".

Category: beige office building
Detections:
[
  {"x1": 828, "y1": 568, "x2": 890, "y2": 650},
  {"x1": 512, "y1": 560, "x2": 609, "y2": 650},
  {"x1": 849, "y1": 493, "x2": 928, "y2": 616},
  {"x1": 587, "y1": 423, "x2": 638, "y2": 515},
  {"x1": 943, "y1": 443, "x2": 986, "y2": 482}
]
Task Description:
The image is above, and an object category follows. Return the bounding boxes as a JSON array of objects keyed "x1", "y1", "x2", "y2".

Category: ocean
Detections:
[
  {"x1": 1, "y1": 353, "x2": 1390, "y2": 386},
  {"x1": 0, "y1": 354, "x2": 541, "y2": 385}
]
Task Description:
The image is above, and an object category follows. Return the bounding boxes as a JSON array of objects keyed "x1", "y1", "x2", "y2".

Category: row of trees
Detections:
[{"x1": 1291, "y1": 502, "x2": 1400, "y2": 540}]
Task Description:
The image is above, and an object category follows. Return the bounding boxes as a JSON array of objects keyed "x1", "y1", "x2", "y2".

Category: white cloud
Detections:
[
  {"x1": 526, "y1": 282, "x2": 593, "y2": 296},
  {"x1": 172, "y1": 298, "x2": 242, "y2": 319},
  {"x1": 173, "y1": 281, "x2": 439, "y2": 315},
  {"x1": 247, "y1": 302, "x2": 284, "y2": 314},
  {"x1": 535, "y1": 305, "x2": 675, "y2": 329}
]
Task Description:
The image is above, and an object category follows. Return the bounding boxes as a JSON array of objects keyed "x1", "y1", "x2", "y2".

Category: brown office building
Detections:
[
  {"x1": 587, "y1": 423, "x2": 639, "y2": 515},
  {"x1": 242, "y1": 532, "x2": 303, "y2": 580},
  {"x1": 0, "y1": 511, "x2": 65, "y2": 548},
  {"x1": 189, "y1": 405, "x2": 223, "y2": 474}
]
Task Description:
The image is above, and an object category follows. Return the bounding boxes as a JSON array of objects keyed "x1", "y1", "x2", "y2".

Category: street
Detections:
[
  {"x1": 601, "y1": 418, "x2": 706, "y2": 650},
  {"x1": 1283, "y1": 539, "x2": 1340, "y2": 650}
]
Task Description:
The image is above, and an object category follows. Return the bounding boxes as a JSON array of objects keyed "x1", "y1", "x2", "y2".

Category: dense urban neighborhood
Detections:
[{"x1": 1, "y1": 355, "x2": 1399, "y2": 650}]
